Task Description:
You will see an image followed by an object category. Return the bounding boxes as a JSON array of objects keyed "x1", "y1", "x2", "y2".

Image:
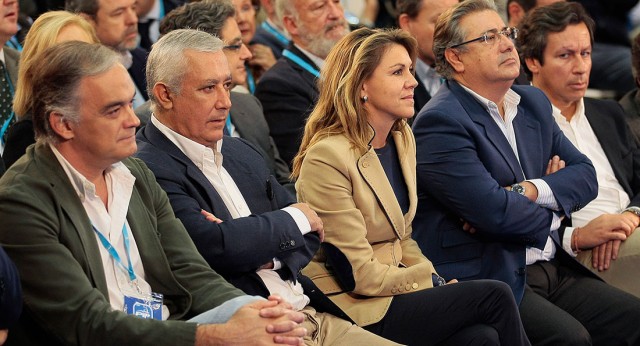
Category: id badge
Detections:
[{"x1": 123, "y1": 292, "x2": 163, "y2": 320}]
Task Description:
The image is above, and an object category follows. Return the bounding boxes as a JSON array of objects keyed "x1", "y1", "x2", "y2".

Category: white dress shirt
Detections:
[
  {"x1": 461, "y1": 85, "x2": 570, "y2": 264},
  {"x1": 552, "y1": 99, "x2": 631, "y2": 254},
  {"x1": 151, "y1": 115, "x2": 311, "y2": 310},
  {"x1": 51, "y1": 145, "x2": 170, "y2": 319},
  {"x1": 416, "y1": 59, "x2": 442, "y2": 97}
]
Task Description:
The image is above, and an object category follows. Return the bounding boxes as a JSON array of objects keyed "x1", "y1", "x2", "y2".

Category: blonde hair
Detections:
[
  {"x1": 291, "y1": 27, "x2": 417, "y2": 179},
  {"x1": 13, "y1": 11, "x2": 98, "y2": 118}
]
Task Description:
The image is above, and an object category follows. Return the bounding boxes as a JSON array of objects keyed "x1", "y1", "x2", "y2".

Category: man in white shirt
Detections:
[
  {"x1": 136, "y1": 28, "x2": 397, "y2": 345},
  {"x1": 0, "y1": 39, "x2": 307, "y2": 345},
  {"x1": 518, "y1": 1, "x2": 640, "y2": 298}
]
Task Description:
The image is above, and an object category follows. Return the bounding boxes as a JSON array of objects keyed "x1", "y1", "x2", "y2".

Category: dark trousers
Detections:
[
  {"x1": 364, "y1": 280, "x2": 530, "y2": 346},
  {"x1": 521, "y1": 258, "x2": 640, "y2": 346}
]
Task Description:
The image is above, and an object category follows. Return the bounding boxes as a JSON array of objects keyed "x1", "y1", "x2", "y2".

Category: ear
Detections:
[
  {"x1": 152, "y1": 83, "x2": 174, "y2": 111},
  {"x1": 49, "y1": 112, "x2": 75, "y2": 141},
  {"x1": 525, "y1": 57, "x2": 541, "y2": 75},
  {"x1": 398, "y1": 14, "x2": 411, "y2": 31},
  {"x1": 445, "y1": 48, "x2": 465, "y2": 74},
  {"x1": 282, "y1": 15, "x2": 298, "y2": 36},
  {"x1": 507, "y1": 2, "x2": 525, "y2": 26}
]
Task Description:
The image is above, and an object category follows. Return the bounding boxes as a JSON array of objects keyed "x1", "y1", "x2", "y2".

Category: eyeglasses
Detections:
[{"x1": 449, "y1": 27, "x2": 519, "y2": 49}]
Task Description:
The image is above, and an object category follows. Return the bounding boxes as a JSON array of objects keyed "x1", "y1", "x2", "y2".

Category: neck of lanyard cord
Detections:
[
  {"x1": 282, "y1": 49, "x2": 320, "y2": 78},
  {"x1": 93, "y1": 223, "x2": 137, "y2": 282},
  {"x1": 261, "y1": 21, "x2": 289, "y2": 46}
]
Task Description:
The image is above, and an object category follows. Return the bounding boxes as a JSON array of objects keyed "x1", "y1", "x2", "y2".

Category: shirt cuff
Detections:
[
  {"x1": 282, "y1": 206, "x2": 311, "y2": 235},
  {"x1": 528, "y1": 179, "x2": 559, "y2": 210},
  {"x1": 272, "y1": 257, "x2": 282, "y2": 270},
  {"x1": 562, "y1": 226, "x2": 578, "y2": 257}
]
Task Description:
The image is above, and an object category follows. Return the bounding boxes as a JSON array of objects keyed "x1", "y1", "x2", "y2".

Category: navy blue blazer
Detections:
[
  {"x1": 135, "y1": 123, "x2": 352, "y2": 321},
  {"x1": 254, "y1": 43, "x2": 319, "y2": 168},
  {"x1": 412, "y1": 80, "x2": 598, "y2": 303},
  {"x1": 252, "y1": 25, "x2": 288, "y2": 59},
  {"x1": 129, "y1": 47, "x2": 149, "y2": 100}
]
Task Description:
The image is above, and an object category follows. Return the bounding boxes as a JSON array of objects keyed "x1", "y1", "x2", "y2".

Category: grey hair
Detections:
[
  {"x1": 29, "y1": 41, "x2": 120, "y2": 143},
  {"x1": 275, "y1": 0, "x2": 297, "y2": 24},
  {"x1": 146, "y1": 29, "x2": 224, "y2": 114},
  {"x1": 433, "y1": 0, "x2": 497, "y2": 79}
]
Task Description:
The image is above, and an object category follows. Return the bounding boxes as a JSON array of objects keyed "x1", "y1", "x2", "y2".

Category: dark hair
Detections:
[
  {"x1": 30, "y1": 41, "x2": 119, "y2": 142},
  {"x1": 505, "y1": 0, "x2": 536, "y2": 21},
  {"x1": 65, "y1": 0, "x2": 99, "y2": 17},
  {"x1": 433, "y1": 0, "x2": 496, "y2": 79},
  {"x1": 160, "y1": 0, "x2": 236, "y2": 37},
  {"x1": 396, "y1": 0, "x2": 423, "y2": 19},
  {"x1": 516, "y1": 1, "x2": 594, "y2": 80}
]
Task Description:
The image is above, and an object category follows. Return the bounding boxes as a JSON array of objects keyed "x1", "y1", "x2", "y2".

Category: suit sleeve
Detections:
[
  {"x1": 0, "y1": 167, "x2": 200, "y2": 345},
  {"x1": 413, "y1": 109, "x2": 596, "y2": 248},
  {"x1": 142, "y1": 153, "x2": 315, "y2": 279},
  {"x1": 297, "y1": 142, "x2": 435, "y2": 297}
]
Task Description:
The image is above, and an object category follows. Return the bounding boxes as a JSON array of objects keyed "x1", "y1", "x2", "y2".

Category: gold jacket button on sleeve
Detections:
[
  {"x1": 405, "y1": 284, "x2": 412, "y2": 291},
  {"x1": 412, "y1": 282, "x2": 418, "y2": 290},
  {"x1": 391, "y1": 288, "x2": 397, "y2": 294},
  {"x1": 362, "y1": 161, "x2": 370, "y2": 168}
]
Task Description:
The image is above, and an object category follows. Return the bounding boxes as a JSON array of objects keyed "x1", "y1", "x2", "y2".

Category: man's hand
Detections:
[
  {"x1": 545, "y1": 155, "x2": 566, "y2": 175},
  {"x1": 621, "y1": 211, "x2": 640, "y2": 234},
  {"x1": 575, "y1": 214, "x2": 630, "y2": 251},
  {"x1": 290, "y1": 203, "x2": 324, "y2": 241},
  {"x1": 196, "y1": 297, "x2": 306, "y2": 346},
  {"x1": 591, "y1": 239, "x2": 623, "y2": 271},
  {"x1": 201, "y1": 209, "x2": 223, "y2": 224},
  {"x1": 248, "y1": 44, "x2": 277, "y2": 71}
]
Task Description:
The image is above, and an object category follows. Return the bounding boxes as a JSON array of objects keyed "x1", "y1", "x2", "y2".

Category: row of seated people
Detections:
[{"x1": 1, "y1": 0, "x2": 640, "y2": 345}]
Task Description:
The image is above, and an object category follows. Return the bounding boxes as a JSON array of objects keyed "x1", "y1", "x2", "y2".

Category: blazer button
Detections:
[
  {"x1": 362, "y1": 161, "x2": 370, "y2": 168},
  {"x1": 412, "y1": 283, "x2": 418, "y2": 290},
  {"x1": 405, "y1": 284, "x2": 412, "y2": 291},
  {"x1": 290, "y1": 240, "x2": 296, "y2": 246},
  {"x1": 391, "y1": 288, "x2": 397, "y2": 294},
  {"x1": 398, "y1": 286, "x2": 404, "y2": 293},
  {"x1": 280, "y1": 243, "x2": 286, "y2": 250}
]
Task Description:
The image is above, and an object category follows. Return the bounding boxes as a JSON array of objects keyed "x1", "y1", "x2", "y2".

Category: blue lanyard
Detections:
[
  {"x1": 260, "y1": 21, "x2": 289, "y2": 46},
  {"x1": 246, "y1": 65, "x2": 256, "y2": 94},
  {"x1": 92, "y1": 223, "x2": 137, "y2": 282},
  {"x1": 282, "y1": 49, "x2": 320, "y2": 78},
  {"x1": 0, "y1": 67, "x2": 16, "y2": 144}
]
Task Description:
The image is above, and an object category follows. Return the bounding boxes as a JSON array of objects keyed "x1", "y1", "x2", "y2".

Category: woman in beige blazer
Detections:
[{"x1": 292, "y1": 27, "x2": 530, "y2": 346}]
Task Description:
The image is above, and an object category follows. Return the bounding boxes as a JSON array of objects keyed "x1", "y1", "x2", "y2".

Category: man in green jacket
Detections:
[{"x1": 0, "y1": 40, "x2": 306, "y2": 346}]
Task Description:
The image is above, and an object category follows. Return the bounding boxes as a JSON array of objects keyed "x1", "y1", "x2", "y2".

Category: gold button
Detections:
[
  {"x1": 412, "y1": 283, "x2": 418, "y2": 289},
  {"x1": 405, "y1": 284, "x2": 412, "y2": 291},
  {"x1": 391, "y1": 288, "x2": 397, "y2": 294},
  {"x1": 362, "y1": 161, "x2": 370, "y2": 168},
  {"x1": 398, "y1": 286, "x2": 404, "y2": 293}
]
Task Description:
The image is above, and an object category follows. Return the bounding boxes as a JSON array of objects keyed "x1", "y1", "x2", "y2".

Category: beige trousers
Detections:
[
  {"x1": 300, "y1": 306, "x2": 402, "y2": 346},
  {"x1": 576, "y1": 229, "x2": 640, "y2": 298}
]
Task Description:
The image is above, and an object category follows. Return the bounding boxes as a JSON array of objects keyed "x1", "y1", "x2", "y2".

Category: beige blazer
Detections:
[{"x1": 297, "y1": 125, "x2": 437, "y2": 326}]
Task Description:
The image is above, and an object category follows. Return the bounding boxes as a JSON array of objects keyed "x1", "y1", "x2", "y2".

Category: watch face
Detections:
[{"x1": 513, "y1": 184, "x2": 525, "y2": 195}]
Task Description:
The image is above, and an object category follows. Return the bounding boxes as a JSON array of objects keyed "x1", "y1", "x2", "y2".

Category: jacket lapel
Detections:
[
  {"x1": 450, "y1": 81, "x2": 525, "y2": 181},
  {"x1": 357, "y1": 142, "x2": 406, "y2": 239},
  {"x1": 35, "y1": 143, "x2": 110, "y2": 298},
  {"x1": 141, "y1": 122, "x2": 233, "y2": 220},
  {"x1": 513, "y1": 104, "x2": 542, "y2": 180}
]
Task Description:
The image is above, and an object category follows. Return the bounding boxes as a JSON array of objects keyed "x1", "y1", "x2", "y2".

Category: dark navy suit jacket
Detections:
[
  {"x1": 135, "y1": 122, "x2": 351, "y2": 320},
  {"x1": 254, "y1": 43, "x2": 319, "y2": 168},
  {"x1": 411, "y1": 80, "x2": 598, "y2": 303}
]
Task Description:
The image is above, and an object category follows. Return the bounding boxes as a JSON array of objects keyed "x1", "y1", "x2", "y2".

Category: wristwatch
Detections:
[
  {"x1": 511, "y1": 183, "x2": 526, "y2": 196},
  {"x1": 623, "y1": 206, "x2": 640, "y2": 217}
]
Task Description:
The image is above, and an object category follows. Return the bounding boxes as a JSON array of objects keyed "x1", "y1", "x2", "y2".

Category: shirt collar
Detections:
[
  {"x1": 120, "y1": 50, "x2": 133, "y2": 69},
  {"x1": 151, "y1": 114, "x2": 224, "y2": 170},
  {"x1": 415, "y1": 59, "x2": 437, "y2": 80},
  {"x1": 49, "y1": 144, "x2": 133, "y2": 202},
  {"x1": 460, "y1": 84, "x2": 521, "y2": 114},
  {"x1": 551, "y1": 98, "x2": 585, "y2": 124},
  {"x1": 293, "y1": 44, "x2": 324, "y2": 69}
]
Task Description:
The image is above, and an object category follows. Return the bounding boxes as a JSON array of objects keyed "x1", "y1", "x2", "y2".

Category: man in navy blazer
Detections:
[
  {"x1": 254, "y1": 0, "x2": 350, "y2": 168},
  {"x1": 136, "y1": 29, "x2": 396, "y2": 345},
  {"x1": 412, "y1": 1, "x2": 640, "y2": 345},
  {"x1": 518, "y1": 2, "x2": 640, "y2": 298}
]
